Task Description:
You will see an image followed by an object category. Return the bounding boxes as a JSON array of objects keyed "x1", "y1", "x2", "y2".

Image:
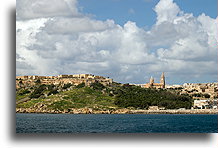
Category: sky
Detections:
[
  {"x1": 78, "y1": 0, "x2": 217, "y2": 28},
  {"x1": 16, "y1": 0, "x2": 218, "y2": 85}
]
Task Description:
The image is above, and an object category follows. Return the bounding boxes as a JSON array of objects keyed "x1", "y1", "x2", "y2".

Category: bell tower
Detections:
[
  {"x1": 160, "y1": 72, "x2": 165, "y2": 88},
  {"x1": 149, "y1": 76, "x2": 154, "y2": 84}
]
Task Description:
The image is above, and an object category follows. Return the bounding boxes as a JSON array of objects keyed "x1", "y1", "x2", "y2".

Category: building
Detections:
[
  {"x1": 148, "y1": 106, "x2": 159, "y2": 110},
  {"x1": 16, "y1": 74, "x2": 113, "y2": 89},
  {"x1": 182, "y1": 83, "x2": 217, "y2": 99},
  {"x1": 143, "y1": 72, "x2": 165, "y2": 89},
  {"x1": 193, "y1": 100, "x2": 210, "y2": 109}
]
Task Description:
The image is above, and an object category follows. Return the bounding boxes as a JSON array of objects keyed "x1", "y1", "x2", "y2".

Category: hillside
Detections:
[
  {"x1": 16, "y1": 82, "x2": 118, "y2": 112},
  {"x1": 16, "y1": 82, "x2": 193, "y2": 113}
]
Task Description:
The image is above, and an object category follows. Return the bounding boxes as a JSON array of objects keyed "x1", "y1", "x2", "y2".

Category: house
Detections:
[{"x1": 148, "y1": 106, "x2": 159, "y2": 110}]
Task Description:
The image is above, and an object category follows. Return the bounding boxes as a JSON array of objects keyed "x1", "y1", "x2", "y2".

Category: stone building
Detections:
[
  {"x1": 182, "y1": 83, "x2": 218, "y2": 99},
  {"x1": 193, "y1": 100, "x2": 210, "y2": 109},
  {"x1": 148, "y1": 106, "x2": 159, "y2": 110},
  {"x1": 143, "y1": 72, "x2": 165, "y2": 89},
  {"x1": 16, "y1": 74, "x2": 113, "y2": 89}
]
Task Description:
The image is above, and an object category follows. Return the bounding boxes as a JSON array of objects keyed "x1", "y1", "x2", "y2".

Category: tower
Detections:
[
  {"x1": 160, "y1": 72, "x2": 165, "y2": 88},
  {"x1": 149, "y1": 76, "x2": 154, "y2": 84}
]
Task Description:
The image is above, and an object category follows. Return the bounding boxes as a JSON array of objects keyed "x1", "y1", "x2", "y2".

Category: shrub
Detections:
[
  {"x1": 76, "y1": 82, "x2": 85, "y2": 88},
  {"x1": 203, "y1": 93, "x2": 210, "y2": 98},
  {"x1": 90, "y1": 81, "x2": 105, "y2": 90},
  {"x1": 29, "y1": 85, "x2": 46, "y2": 98},
  {"x1": 49, "y1": 100, "x2": 74, "y2": 111},
  {"x1": 29, "y1": 93, "x2": 42, "y2": 99},
  {"x1": 114, "y1": 85, "x2": 192, "y2": 109},
  {"x1": 192, "y1": 93, "x2": 204, "y2": 97},
  {"x1": 48, "y1": 89, "x2": 59, "y2": 96},
  {"x1": 47, "y1": 84, "x2": 55, "y2": 91},
  {"x1": 63, "y1": 83, "x2": 72, "y2": 89},
  {"x1": 18, "y1": 89, "x2": 30, "y2": 95},
  {"x1": 35, "y1": 79, "x2": 41, "y2": 84}
]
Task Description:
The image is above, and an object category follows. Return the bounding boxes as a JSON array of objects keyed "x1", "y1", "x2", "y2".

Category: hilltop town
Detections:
[
  {"x1": 16, "y1": 73, "x2": 217, "y2": 114},
  {"x1": 132, "y1": 73, "x2": 217, "y2": 110},
  {"x1": 16, "y1": 74, "x2": 113, "y2": 88},
  {"x1": 168, "y1": 82, "x2": 217, "y2": 110}
]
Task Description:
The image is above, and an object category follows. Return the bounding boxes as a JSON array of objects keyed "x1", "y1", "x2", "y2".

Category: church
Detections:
[{"x1": 143, "y1": 72, "x2": 165, "y2": 89}]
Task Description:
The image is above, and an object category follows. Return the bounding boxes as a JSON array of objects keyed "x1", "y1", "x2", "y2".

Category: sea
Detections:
[{"x1": 16, "y1": 113, "x2": 218, "y2": 133}]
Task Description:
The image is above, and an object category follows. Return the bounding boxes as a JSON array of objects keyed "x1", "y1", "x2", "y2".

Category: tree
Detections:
[
  {"x1": 114, "y1": 85, "x2": 192, "y2": 109},
  {"x1": 90, "y1": 81, "x2": 105, "y2": 90},
  {"x1": 76, "y1": 82, "x2": 85, "y2": 88},
  {"x1": 29, "y1": 84, "x2": 46, "y2": 98},
  {"x1": 63, "y1": 83, "x2": 72, "y2": 89},
  {"x1": 35, "y1": 79, "x2": 41, "y2": 84},
  {"x1": 48, "y1": 89, "x2": 58, "y2": 96},
  {"x1": 48, "y1": 84, "x2": 55, "y2": 91},
  {"x1": 203, "y1": 93, "x2": 210, "y2": 98},
  {"x1": 18, "y1": 89, "x2": 30, "y2": 95}
]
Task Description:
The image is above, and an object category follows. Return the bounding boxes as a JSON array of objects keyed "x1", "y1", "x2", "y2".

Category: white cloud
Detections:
[
  {"x1": 154, "y1": 0, "x2": 180, "y2": 25},
  {"x1": 116, "y1": 21, "x2": 156, "y2": 65},
  {"x1": 197, "y1": 13, "x2": 218, "y2": 47},
  {"x1": 43, "y1": 17, "x2": 117, "y2": 34},
  {"x1": 16, "y1": 18, "x2": 48, "y2": 75},
  {"x1": 16, "y1": 0, "x2": 218, "y2": 84},
  {"x1": 16, "y1": 0, "x2": 80, "y2": 20}
]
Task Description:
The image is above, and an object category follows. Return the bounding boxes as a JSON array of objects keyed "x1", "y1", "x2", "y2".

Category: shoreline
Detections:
[{"x1": 16, "y1": 108, "x2": 218, "y2": 114}]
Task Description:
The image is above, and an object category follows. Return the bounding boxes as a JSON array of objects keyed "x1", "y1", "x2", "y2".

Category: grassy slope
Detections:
[{"x1": 16, "y1": 87, "x2": 117, "y2": 111}]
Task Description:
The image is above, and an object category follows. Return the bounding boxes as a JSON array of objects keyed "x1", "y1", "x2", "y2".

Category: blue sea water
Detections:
[{"x1": 16, "y1": 113, "x2": 217, "y2": 133}]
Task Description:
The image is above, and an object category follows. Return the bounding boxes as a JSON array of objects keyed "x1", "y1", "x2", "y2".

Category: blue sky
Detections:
[{"x1": 78, "y1": 0, "x2": 217, "y2": 28}]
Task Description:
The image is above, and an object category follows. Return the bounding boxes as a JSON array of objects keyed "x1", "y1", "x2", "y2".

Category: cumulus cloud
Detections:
[
  {"x1": 16, "y1": 0, "x2": 218, "y2": 84},
  {"x1": 43, "y1": 17, "x2": 117, "y2": 34},
  {"x1": 154, "y1": 0, "x2": 180, "y2": 25},
  {"x1": 16, "y1": 0, "x2": 80, "y2": 20}
]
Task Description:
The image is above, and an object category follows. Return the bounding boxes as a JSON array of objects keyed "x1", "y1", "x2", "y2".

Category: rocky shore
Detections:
[{"x1": 16, "y1": 108, "x2": 218, "y2": 114}]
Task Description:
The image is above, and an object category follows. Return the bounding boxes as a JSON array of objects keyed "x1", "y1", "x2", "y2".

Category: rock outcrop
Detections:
[{"x1": 16, "y1": 108, "x2": 218, "y2": 114}]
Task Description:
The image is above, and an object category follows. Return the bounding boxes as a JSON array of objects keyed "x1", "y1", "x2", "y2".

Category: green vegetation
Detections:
[
  {"x1": 16, "y1": 98, "x2": 45, "y2": 108},
  {"x1": 16, "y1": 83, "x2": 116, "y2": 110},
  {"x1": 59, "y1": 87, "x2": 116, "y2": 110},
  {"x1": 35, "y1": 79, "x2": 41, "y2": 84},
  {"x1": 113, "y1": 84, "x2": 192, "y2": 109},
  {"x1": 16, "y1": 82, "x2": 193, "y2": 111},
  {"x1": 48, "y1": 100, "x2": 74, "y2": 111},
  {"x1": 47, "y1": 84, "x2": 55, "y2": 91},
  {"x1": 48, "y1": 88, "x2": 58, "y2": 96},
  {"x1": 16, "y1": 93, "x2": 30, "y2": 101},
  {"x1": 29, "y1": 84, "x2": 46, "y2": 98},
  {"x1": 192, "y1": 93, "x2": 210, "y2": 98},
  {"x1": 18, "y1": 89, "x2": 30, "y2": 95},
  {"x1": 63, "y1": 83, "x2": 72, "y2": 89},
  {"x1": 90, "y1": 81, "x2": 105, "y2": 90},
  {"x1": 75, "y1": 82, "x2": 85, "y2": 88}
]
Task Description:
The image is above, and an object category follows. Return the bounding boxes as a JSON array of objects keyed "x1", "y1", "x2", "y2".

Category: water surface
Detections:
[{"x1": 16, "y1": 113, "x2": 218, "y2": 133}]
